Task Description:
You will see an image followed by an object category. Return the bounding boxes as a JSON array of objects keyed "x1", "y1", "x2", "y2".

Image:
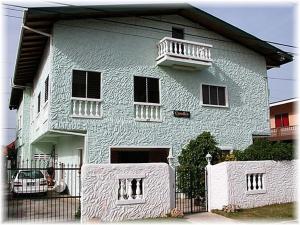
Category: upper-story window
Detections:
[
  {"x1": 72, "y1": 70, "x2": 101, "y2": 99},
  {"x1": 201, "y1": 84, "x2": 227, "y2": 107},
  {"x1": 172, "y1": 27, "x2": 184, "y2": 39},
  {"x1": 134, "y1": 76, "x2": 160, "y2": 104},
  {"x1": 45, "y1": 76, "x2": 49, "y2": 102},
  {"x1": 37, "y1": 92, "x2": 41, "y2": 113},
  {"x1": 275, "y1": 113, "x2": 289, "y2": 128},
  {"x1": 134, "y1": 76, "x2": 161, "y2": 122}
]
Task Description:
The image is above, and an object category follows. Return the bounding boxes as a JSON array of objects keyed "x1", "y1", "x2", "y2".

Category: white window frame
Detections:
[
  {"x1": 200, "y1": 83, "x2": 229, "y2": 108},
  {"x1": 133, "y1": 75, "x2": 161, "y2": 105},
  {"x1": 71, "y1": 69, "x2": 102, "y2": 100}
]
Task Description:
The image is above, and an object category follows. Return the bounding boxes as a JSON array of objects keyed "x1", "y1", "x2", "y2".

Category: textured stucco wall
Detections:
[
  {"x1": 207, "y1": 163, "x2": 228, "y2": 210},
  {"x1": 49, "y1": 14, "x2": 269, "y2": 163},
  {"x1": 208, "y1": 160, "x2": 297, "y2": 210},
  {"x1": 81, "y1": 163, "x2": 173, "y2": 222}
]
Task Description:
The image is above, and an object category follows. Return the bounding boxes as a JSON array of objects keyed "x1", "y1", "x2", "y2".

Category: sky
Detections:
[{"x1": 0, "y1": 1, "x2": 297, "y2": 145}]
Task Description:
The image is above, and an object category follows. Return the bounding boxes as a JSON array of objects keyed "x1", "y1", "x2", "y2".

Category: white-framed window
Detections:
[
  {"x1": 72, "y1": 70, "x2": 101, "y2": 99},
  {"x1": 134, "y1": 76, "x2": 160, "y2": 104},
  {"x1": 201, "y1": 84, "x2": 228, "y2": 107},
  {"x1": 44, "y1": 76, "x2": 49, "y2": 103}
]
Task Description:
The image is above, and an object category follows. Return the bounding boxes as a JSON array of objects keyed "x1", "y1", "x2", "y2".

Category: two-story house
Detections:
[{"x1": 9, "y1": 4, "x2": 293, "y2": 167}]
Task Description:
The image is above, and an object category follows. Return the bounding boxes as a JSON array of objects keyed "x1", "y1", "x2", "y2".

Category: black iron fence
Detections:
[
  {"x1": 4, "y1": 159, "x2": 81, "y2": 222},
  {"x1": 175, "y1": 166, "x2": 207, "y2": 214}
]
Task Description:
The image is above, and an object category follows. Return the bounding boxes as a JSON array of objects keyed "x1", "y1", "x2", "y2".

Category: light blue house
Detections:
[{"x1": 9, "y1": 4, "x2": 292, "y2": 167}]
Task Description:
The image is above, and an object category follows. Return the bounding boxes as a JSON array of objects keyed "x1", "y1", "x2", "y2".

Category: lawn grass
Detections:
[{"x1": 212, "y1": 202, "x2": 296, "y2": 221}]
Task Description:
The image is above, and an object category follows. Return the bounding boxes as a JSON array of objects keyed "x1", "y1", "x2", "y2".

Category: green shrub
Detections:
[
  {"x1": 177, "y1": 132, "x2": 222, "y2": 197},
  {"x1": 235, "y1": 139, "x2": 294, "y2": 161}
]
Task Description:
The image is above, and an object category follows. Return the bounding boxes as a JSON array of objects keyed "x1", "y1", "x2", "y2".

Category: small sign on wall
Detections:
[{"x1": 173, "y1": 110, "x2": 190, "y2": 118}]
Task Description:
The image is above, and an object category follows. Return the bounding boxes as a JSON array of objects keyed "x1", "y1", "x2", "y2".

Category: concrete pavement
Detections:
[{"x1": 184, "y1": 212, "x2": 236, "y2": 223}]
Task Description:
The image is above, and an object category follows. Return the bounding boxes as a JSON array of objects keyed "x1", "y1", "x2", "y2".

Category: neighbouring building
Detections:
[
  {"x1": 9, "y1": 4, "x2": 293, "y2": 167},
  {"x1": 269, "y1": 98, "x2": 297, "y2": 143}
]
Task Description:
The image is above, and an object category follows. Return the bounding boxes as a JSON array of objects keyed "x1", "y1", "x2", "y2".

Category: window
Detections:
[
  {"x1": 202, "y1": 84, "x2": 227, "y2": 106},
  {"x1": 275, "y1": 113, "x2": 289, "y2": 128},
  {"x1": 172, "y1": 27, "x2": 184, "y2": 39},
  {"x1": 72, "y1": 70, "x2": 101, "y2": 99},
  {"x1": 45, "y1": 76, "x2": 49, "y2": 102},
  {"x1": 37, "y1": 93, "x2": 41, "y2": 113},
  {"x1": 134, "y1": 76, "x2": 160, "y2": 104}
]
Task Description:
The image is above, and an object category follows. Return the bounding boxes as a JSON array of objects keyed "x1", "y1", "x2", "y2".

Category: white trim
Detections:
[
  {"x1": 200, "y1": 83, "x2": 229, "y2": 108},
  {"x1": 48, "y1": 129, "x2": 86, "y2": 136},
  {"x1": 270, "y1": 98, "x2": 297, "y2": 107},
  {"x1": 109, "y1": 145, "x2": 172, "y2": 164},
  {"x1": 158, "y1": 37, "x2": 213, "y2": 48}
]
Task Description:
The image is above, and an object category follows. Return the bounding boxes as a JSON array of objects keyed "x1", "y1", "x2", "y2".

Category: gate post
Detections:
[{"x1": 205, "y1": 153, "x2": 212, "y2": 212}]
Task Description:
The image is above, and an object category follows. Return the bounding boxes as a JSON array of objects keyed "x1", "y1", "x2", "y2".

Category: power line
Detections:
[{"x1": 3, "y1": 2, "x2": 297, "y2": 49}]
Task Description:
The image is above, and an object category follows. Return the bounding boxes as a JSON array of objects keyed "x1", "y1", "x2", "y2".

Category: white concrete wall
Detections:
[
  {"x1": 81, "y1": 163, "x2": 173, "y2": 222},
  {"x1": 207, "y1": 160, "x2": 297, "y2": 210}
]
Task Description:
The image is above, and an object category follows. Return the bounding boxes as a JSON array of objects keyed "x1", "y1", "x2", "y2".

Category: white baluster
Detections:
[
  {"x1": 136, "y1": 179, "x2": 141, "y2": 199},
  {"x1": 247, "y1": 174, "x2": 251, "y2": 190},
  {"x1": 208, "y1": 49, "x2": 211, "y2": 60},
  {"x1": 89, "y1": 101, "x2": 93, "y2": 116},
  {"x1": 72, "y1": 100, "x2": 76, "y2": 116},
  {"x1": 84, "y1": 100, "x2": 88, "y2": 116},
  {"x1": 165, "y1": 41, "x2": 169, "y2": 53},
  {"x1": 178, "y1": 43, "x2": 182, "y2": 55},
  {"x1": 196, "y1": 47, "x2": 199, "y2": 58},
  {"x1": 95, "y1": 102, "x2": 99, "y2": 116},
  {"x1": 119, "y1": 179, "x2": 126, "y2": 200},
  {"x1": 257, "y1": 174, "x2": 262, "y2": 190},
  {"x1": 187, "y1": 44, "x2": 191, "y2": 56},
  {"x1": 79, "y1": 101, "x2": 82, "y2": 116},
  {"x1": 183, "y1": 43, "x2": 187, "y2": 56},
  {"x1": 150, "y1": 106, "x2": 154, "y2": 120},
  {"x1": 174, "y1": 42, "x2": 177, "y2": 54},
  {"x1": 253, "y1": 174, "x2": 257, "y2": 190},
  {"x1": 156, "y1": 106, "x2": 159, "y2": 120},
  {"x1": 145, "y1": 105, "x2": 149, "y2": 119},
  {"x1": 127, "y1": 179, "x2": 133, "y2": 200},
  {"x1": 169, "y1": 41, "x2": 173, "y2": 54},
  {"x1": 192, "y1": 45, "x2": 195, "y2": 57}
]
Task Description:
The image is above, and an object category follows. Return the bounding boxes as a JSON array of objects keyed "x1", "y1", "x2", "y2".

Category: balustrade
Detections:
[
  {"x1": 157, "y1": 37, "x2": 212, "y2": 62},
  {"x1": 246, "y1": 173, "x2": 264, "y2": 191},
  {"x1": 71, "y1": 97, "x2": 102, "y2": 118},
  {"x1": 118, "y1": 177, "x2": 144, "y2": 202},
  {"x1": 134, "y1": 102, "x2": 161, "y2": 122}
]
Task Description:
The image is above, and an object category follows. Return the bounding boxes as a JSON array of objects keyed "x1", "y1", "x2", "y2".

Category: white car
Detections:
[{"x1": 11, "y1": 170, "x2": 48, "y2": 195}]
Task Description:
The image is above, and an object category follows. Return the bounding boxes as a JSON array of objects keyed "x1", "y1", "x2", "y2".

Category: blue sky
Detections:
[{"x1": 1, "y1": 2, "x2": 297, "y2": 145}]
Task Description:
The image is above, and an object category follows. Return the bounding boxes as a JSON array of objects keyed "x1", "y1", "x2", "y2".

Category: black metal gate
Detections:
[
  {"x1": 175, "y1": 166, "x2": 207, "y2": 214},
  {"x1": 4, "y1": 160, "x2": 81, "y2": 222}
]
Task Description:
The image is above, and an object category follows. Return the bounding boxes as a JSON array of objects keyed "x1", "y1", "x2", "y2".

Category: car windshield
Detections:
[{"x1": 17, "y1": 170, "x2": 44, "y2": 179}]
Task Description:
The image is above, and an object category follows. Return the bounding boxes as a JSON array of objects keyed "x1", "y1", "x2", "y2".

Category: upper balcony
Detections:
[
  {"x1": 269, "y1": 126, "x2": 297, "y2": 141},
  {"x1": 156, "y1": 37, "x2": 213, "y2": 71}
]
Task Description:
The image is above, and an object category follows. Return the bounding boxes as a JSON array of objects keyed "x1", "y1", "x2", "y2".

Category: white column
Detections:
[
  {"x1": 127, "y1": 179, "x2": 133, "y2": 200},
  {"x1": 95, "y1": 102, "x2": 99, "y2": 116},
  {"x1": 79, "y1": 101, "x2": 82, "y2": 116},
  {"x1": 247, "y1": 174, "x2": 252, "y2": 190},
  {"x1": 119, "y1": 179, "x2": 126, "y2": 200},
  {"x1": 136, "y1": 179, "x2": 141, "y2": 199},
  {"x1": 257, "y1": 174, "x2": 262, "y2": 190},
  {"x1": 253, "y1": 174, "x2": 257, "y2": 190}
]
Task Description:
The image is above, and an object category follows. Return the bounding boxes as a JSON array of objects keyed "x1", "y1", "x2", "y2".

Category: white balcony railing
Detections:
[
  {"x1": 157, "y1": 37, "x2": 212, "y2": 67},
  {"x1": 247, "y1": 173, "x2": 264, "y2": 191},
  {"x1": 117, "y1": 175, "x2": 145, "y2": 205},
  {"x1": 134, "y1": 102, "x2": 161, "y2": 122},
  {"x1": 71, "y1": 97, "x2": 102, "y2": 118}
]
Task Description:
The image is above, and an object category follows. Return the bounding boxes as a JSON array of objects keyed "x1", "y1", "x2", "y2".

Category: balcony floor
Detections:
[{"x1": 156, "y1": 55, "x2": 212, "y2": 71}]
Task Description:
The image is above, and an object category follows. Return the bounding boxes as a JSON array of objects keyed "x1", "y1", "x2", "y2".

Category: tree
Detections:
[{"x1": 177, "y1": 132, "x2": 222, "y2": 198}]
